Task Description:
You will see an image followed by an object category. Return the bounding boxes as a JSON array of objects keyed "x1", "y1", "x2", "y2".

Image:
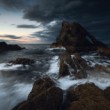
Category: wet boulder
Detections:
[
  {"x1": 12, "y1": 77, "x2": 63, "y2": 110},
  {"x1": 67, "y1": 83, "x2": 110, "y2": 110},
  {"x1": 28, "y1": 76, "x2": 55, "y2": 99},
  {"x1": 59, "y1": 52, "x2": 90, "y2": 79},
  {"x1": 31, "y1": 86, "x2": 63, "y2": 110},
  {"x1": 9, "y1": 58, "x2": 35, "y2": 65}
]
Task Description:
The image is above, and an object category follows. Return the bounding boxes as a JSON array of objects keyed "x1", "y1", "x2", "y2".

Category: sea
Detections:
[{"x1": 0, "y1": 44, "x2": 110, "y2": 110}]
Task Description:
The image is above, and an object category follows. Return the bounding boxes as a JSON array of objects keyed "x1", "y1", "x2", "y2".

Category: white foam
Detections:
[
  {"x1": 57, "y1": 75, "x2": 110, "y2": 90},
  {"x1": 0, "y1": 63, "x2": 22, "y2": 71},
  {"x1": 82, "y1": 54, "x2": 110, "y2": 67},
  {"x1": 47, "y1": 55, "x2": 110, "y2": 90},
  {"x1": 46, "y1": 47, "x2": 66, "y2": 51},
  {"x1": 0, "y1": 63, "x2": 31, "y2": 71},
  {"x1": 0, "y1": 82, "x2": 32, "y2": 110},
  {"x1": 47, "y1": 56, "x2": 59, "y2": 75},
  {"x1": 13, "y1": 83, "x2": 32, "y2": 100}
]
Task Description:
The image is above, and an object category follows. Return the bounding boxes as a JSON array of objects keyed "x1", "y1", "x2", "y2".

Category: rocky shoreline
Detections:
[
  {"x1": 12, "y1": 76, "x2": 110, "y2": 110},
  {"x1": 0, "y1": 42, "x2": 24, "y2": 52},
  {"x1": 12, "y1": 21, "x2": 110, "y2": 110}
]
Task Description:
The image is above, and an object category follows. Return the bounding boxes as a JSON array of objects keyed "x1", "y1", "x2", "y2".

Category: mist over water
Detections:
[
  {"x1": 0, "y1": 44, "x2": 110, "y2": 110},
  {"x1": 0, "y1": 44, "x2": 65, "y2": 110}
]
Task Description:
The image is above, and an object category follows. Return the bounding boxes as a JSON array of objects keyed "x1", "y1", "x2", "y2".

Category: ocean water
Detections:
[{"x1": 0, "y1": 44, "x2": 110, "y2": 110}]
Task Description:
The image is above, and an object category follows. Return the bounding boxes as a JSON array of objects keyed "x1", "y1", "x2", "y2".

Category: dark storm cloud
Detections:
[
  {"x1": 1, "y1": 0, "x2": 110, "y2": 24},
  {"x1": 0, "y1": 0, "x2": 37, "y2": 9},
  {"x1": 24, "y1": 0, "x2": 110, "y2": 23},
  {"x1": 22, "y1": 0, "x2": 110, "y2": 43},
  {"x1": 31, "y1": 21, "x2": 61, "y2": 42},
  {"x1": 0, "y1": 0, "x2": 110, "y2": 43},
  {"x1": 17, "y1": 24, "x2": 39, "y2": 29},
  {"x1": 0, "y1": 35, "x2": 21, "y2": 39}
]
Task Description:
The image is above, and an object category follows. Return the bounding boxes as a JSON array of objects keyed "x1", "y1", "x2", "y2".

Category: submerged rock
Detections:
[
  {"x1": 9, "y1": 58, "x2": 35, "y2": 65},
  {"x1": 0, "y1": 42, "x2": 24, "y2": 52},
  {"x1": 12, "y1": 77, "x2": 63, "y2": 110},
  {"x1": 59, "y1": 52, "x2": 90, "y2": 79}
]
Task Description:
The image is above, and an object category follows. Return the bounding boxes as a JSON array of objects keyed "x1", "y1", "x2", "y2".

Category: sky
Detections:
[{"x1": 0, "y1": 0, "x2": 110, "y2": 44}]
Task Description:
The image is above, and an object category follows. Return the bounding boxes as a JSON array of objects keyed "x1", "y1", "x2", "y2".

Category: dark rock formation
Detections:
[
  {"x1": 94, "y1": 64, "x2": 110, "y2": 73},
  {"x1": 28, "y1": 76, "x2": 55, "y2": 99},
  {"x1": 104, "y1": 87, "x2": 110, "y2": 101},
  {"x1": 12, "y1": 78, "x2": 110, "y2": 110},
  {"x1": 51, "y1": 21, "x2": 110, "y2": 78},
  {"x1": 50, "y1": 42, "x2": 62, "y2": 48},
  {"x1": 0, "y1": 42, "x2": 24, "y2": 52},
  {"x1": 97, "y1": 47, "x2": 110, "y2": 57},
  {"x1": 67, "y1": 83, "x2": 110, "y2": 110},
  {"x1": 51, "y1": 21, "x2": 108, "y2": 54},
  {"x1": 12, "y1": 77, "x2": 63, "y2": 110},
  {"x1": 9, "y1": 58, "x2": 35, "y2": 65},
  {"x1": 59, "y1": 52, "x2": 90, "y2": 78}
]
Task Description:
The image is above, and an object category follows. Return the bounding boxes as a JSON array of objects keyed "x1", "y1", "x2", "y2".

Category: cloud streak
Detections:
[
  {"x1": 0, "y1": 35, "x2": 21, "y2": 39},
  {"x1": 17, "y1": 24, "x2": 39, "y2": 29}
]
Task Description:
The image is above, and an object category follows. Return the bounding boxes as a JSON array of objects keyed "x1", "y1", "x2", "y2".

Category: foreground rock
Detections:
[
  {"x1": 0, "y1": 42, "x2": 24, "y2": 52},
  {"x1": 12, "y1": 78, "x2": 110, "y2": 110},
  {"x1": 51, "y1": 21, "x2": 109, "y2": 55},
  {"x1": 59, "y1": 52, "x2": 90, "y2": 78},
  {"x1": 67, "y1": 83, "x2": 110, "y2": 110},
  {"x1": 12, "y1": 77, "x2": 63, "y2": 110},
  {"x1": 9, "y1": 58, "x2": 35, "y2": 65},
  {"x1": 104, "y1": 87, "x2": 110, "y2": 101}
]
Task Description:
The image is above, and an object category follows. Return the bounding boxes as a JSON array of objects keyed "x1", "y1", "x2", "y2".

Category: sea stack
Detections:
[{"x1": 51, "y1": 21, "x2": 109, "y2": 55}]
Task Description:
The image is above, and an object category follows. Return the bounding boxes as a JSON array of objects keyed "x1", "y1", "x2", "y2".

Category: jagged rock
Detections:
[
  {"x1": 59, "y1": 52, "x2": 90, "y2": 78},
  {"x1": 0, "y1": 42, "x2": 24, "y2": 52},
  {"x1": 28, "y1": 76, "x2": 55, "y2": 99},
  {"x1": 67, "y1": 83, "x2": 110, "y2": 110},
  {"x1": 94, "y1": 64, "x2": 110, "y2": 73},
  {"x1": 51, "y1": 21, "x2": 108, "y2": 54},
  {"x1": 9, "y1": 58, "x2": 35, "y2": 65},
  {"x1": 12, "y1": 77, "x2": 63, "y2": 110},
  {"x1": 50, "y1": 42, "x2": 62, "y2": 48},
  {"x1": 65, "y1": 46, "x2": 77, "y2": 53}
]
